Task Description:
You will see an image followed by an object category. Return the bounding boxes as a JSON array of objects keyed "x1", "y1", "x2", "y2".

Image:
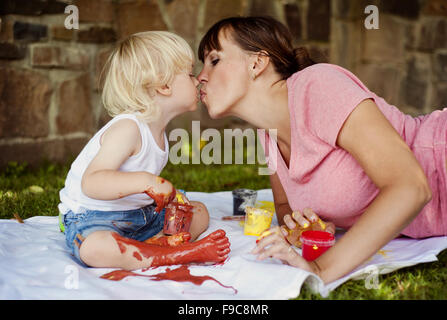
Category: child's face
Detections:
[{"x1": 169, "y1": 67, "x2": 200, "y2": 113}]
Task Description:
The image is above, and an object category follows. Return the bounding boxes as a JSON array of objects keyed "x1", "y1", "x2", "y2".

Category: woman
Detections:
[{"x1": 197, "y1": 16, "x2": 447, "y2": 284}]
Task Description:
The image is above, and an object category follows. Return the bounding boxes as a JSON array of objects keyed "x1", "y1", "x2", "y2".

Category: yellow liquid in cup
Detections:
[{"x1": 244, "y1": 206, "x2": 274, "y2": 236}]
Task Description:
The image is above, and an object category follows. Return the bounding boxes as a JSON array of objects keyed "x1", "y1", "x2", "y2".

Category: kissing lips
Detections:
[{"x1": 199, "y1": 90, "x2": 206, "y2": 102}]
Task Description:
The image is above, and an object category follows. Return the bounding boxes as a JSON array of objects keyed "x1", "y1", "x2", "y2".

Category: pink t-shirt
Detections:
[{"x1": 258, "y1": 63, "x2": 447, "y2": 239}]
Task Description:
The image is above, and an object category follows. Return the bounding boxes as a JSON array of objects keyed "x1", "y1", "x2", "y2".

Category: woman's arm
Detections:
[
  {"x1": 270, "y1": 172, "x2": 293, "y2": 226},
  {"x1": 314, "y1": 99, "x2": 432, "y2": 283},
  {"x1": 81, "y1": 119, "x2": 174, "y2": 201}
]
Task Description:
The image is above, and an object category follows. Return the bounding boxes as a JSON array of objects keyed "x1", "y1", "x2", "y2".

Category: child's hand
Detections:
[{"x1": 144, "y1": 177, "x2": 176, "y2": 213}]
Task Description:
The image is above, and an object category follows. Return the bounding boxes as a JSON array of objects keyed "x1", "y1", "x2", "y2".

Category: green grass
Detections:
[{"x1": 1, "y1": 160, "x2": 447, "y2": 299}]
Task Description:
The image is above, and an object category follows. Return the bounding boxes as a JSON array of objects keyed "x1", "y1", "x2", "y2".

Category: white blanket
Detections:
[{"x1": 1, "y1": 189, "x2": 447, "y2": 300}]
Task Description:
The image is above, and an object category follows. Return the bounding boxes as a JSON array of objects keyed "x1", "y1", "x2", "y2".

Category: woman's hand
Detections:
[
  {"x1": 281, "y1": 208, "x2": 335, "y2": 248},
  {"x1": 251, "y1": 226, "x2": 317, "y2": 274}
]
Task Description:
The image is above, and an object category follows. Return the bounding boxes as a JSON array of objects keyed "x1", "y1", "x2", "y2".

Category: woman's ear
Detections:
[
  {"x1": 250, "y1": 50, "x2": 270, "y2": 79},
  {"x1": 155, "y1": 84, "x2": 172, "y2": 96}
]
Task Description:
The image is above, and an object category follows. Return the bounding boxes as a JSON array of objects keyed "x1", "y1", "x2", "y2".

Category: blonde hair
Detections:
[{"x1": 101, "y1": 31, "x2": 194, "y2": 122}]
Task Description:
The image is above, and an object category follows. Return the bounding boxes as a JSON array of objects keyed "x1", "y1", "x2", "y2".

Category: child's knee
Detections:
[
  {"x1": 79, "y1": 231, "x2": 116, "y2": 267},
  {"x1": 190, "y1": 201, "x2": 210, "y2": 233},
  {"x1": 191, "y1": 201, "x2": 209, "y2": 222}
]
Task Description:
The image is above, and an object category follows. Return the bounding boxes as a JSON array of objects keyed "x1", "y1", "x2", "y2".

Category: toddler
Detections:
[{"x1": 58, "y1": 31, "x2": 230, "y2": 270}]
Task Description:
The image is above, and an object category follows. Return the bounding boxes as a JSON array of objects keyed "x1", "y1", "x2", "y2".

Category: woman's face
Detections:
[{"x1": 197, "y1": 32, "x2": 251, "y2": 119}]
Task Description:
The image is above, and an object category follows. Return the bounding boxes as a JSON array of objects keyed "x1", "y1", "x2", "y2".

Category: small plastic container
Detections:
[
  {"x1": 243, "y1": 206, "x2": 273, "y2": 236},
  {"x1": 232, "y1": 189, "x2": 257, "y2": 215},
  {"x1": 163, "y1": 190, "x2": 193, "y2": 235},
  {"x1": 300, "y1": 230, "x2": 335, "y2": 261}
]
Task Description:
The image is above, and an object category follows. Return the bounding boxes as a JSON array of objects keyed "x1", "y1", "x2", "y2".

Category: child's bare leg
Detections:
[
  {"x1": 188, "y1": 201, "x2": 210, "y2": 241},
  {"x1": 79, "y1": 229, "x2": 229, "y2": 270}
]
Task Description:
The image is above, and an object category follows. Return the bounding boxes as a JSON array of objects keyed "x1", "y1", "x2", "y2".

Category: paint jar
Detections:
[
  {"x1": 232, "y1": 189, "x2": 257, "y2": 215},
  {"x1": 300, "y1": 230, "x2": 335, "y2": 261},
  {"x1": 163, "y1": 198, "x2": 194, "y2": 235},
  {"x1": 243, "y1": 206, "x2": 274, "y2": 236}
]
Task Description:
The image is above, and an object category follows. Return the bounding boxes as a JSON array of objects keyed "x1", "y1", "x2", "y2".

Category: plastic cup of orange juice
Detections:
[{"x1": 300, "y1": 230, "x2": 335, "y2": 261}]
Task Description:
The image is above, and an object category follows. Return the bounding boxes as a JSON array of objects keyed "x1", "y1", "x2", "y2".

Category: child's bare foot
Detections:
[
  {"x1": 186, "y1": 229, "x2": 230, "y2": 264},
  {"x1": 144, "y1": 232, "x2": 191, "y2": 246}
]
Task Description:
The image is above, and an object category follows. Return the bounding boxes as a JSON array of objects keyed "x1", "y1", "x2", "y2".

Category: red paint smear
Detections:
[
  {"x1": 111, "y1": 229, "x2": 230, "y2": 267},
  {"x1": 144, "y1": 232, "x2": 191, "y2": 246},
  {"x1": 100, "y1": 265, "x2": 237, "y2": 294},
  {"x1": 145, "y1": 187, "x2": 176, "y2": 213},
  {"x1": 133, "y1": 251, "x2": 142, "y2": 261}
]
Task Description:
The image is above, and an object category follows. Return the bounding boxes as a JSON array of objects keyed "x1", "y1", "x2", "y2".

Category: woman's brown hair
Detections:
[{"x1": 198, "y1": 16, "x2": 316, "y2": 80}]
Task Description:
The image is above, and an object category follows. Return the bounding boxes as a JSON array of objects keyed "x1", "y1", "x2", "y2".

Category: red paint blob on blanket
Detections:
[{"x1": 100, "y1": 265, "x2": 237, "y2": 294}]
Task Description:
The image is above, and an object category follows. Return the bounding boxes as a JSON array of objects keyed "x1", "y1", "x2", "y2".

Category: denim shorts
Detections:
[{"x1": 62, "y1": 204, "x2": 165, "y2": 267}]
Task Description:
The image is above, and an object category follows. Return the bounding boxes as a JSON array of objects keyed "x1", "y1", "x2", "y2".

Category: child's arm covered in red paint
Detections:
[{"x1": 81, "y1": 119, "x2": 175, "y2": 210}]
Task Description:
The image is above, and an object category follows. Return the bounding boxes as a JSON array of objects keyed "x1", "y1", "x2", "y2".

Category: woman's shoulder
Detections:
[{"x1": 288, "y1": 63, "x2": 353, "y2": 85}]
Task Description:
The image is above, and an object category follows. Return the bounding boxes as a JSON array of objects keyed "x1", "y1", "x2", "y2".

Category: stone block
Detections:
[
  {"x1": 166, "y1": 0, "x2": 200, "y2": 40},
  {"x1": 0, "y1": 42, "x2": 26, "y2": 60},
  {"x1": 379, "y1": 0, "x2": 421, "y2": 19},
  {"x1": 95, "y1": 47, "x2": 113, "y2": 91},
  {"x1": 418, "y1": 18, "x2": 447, "y2": 51},
  {"x1": 31, "y1": 45, "x2": 62, "y2": 67},
  {"x1": 285, "y1": 2, "x2": 302, "y2": 41},
  {"x1": 56, "y1": 73, "x2": 95, "y2": 134},
  {"x1": 74, "y1": 0, "x2": 116, "y2": 23},
  {"x1": 204, "y1": 0, "x2": 244, "y2": 31},
  {"x1": 31, "y1": 45, "x2": 89, "y2": 70},
  {"x1": 51, "y1": 26, "x2": 74, "y2": 41},
  {"x1": 307, "y1": 0, "x2": 331, "y2": 41},
  {"x1": 399, "y1": 55, "x2": 431, "y2": 111},
  {"x1": 362, "y1": 15, "x2": 411, "y2": 64},
  {"x1": 117, "y1": 1, "x2": 168, "y2": 39},
  {"x1": 433, "y1": 51, "x2": 447, "y2": 82},
  {"x1": 248, "y1": 0, "x2": 277, "y2": 17},
  {"x1": 77, "y1": 27, "x2": 117, "y2": 44},
  {"x1": 13, "y1": 21, "x2": 48, "y2": 42},
  {"x1": 429, "y1": 83, "x2": 447, "y2": 110},
  {"x1": 332, "y1": 0, "x2": 371, "y2": 20},
  {"x1": 0, "y1": 137, "x2": 89, "y2": 168},
  {"x1": 0, "y1": 68, "x2": 52, "y2": 138},
  {"x1": 330, "y1": 19, "x2": 362, "y2": 69},
  {"x1": 0, "y1": 0, "x2": 66, "y2": 15},
  {"x1": 357, "y1": 63, "x2": 401, "y2": 106},
  {"x1": 0, "y1": 16, "x2": 14, "y2": 42},
  {"x1": 422, "y1": 0, "x2": 447, "y2": 17}
]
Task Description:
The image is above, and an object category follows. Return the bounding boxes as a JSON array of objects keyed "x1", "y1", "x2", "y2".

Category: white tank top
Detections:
[{"x1": 58, "y1": 113, "x2": 169, "y2": 214}]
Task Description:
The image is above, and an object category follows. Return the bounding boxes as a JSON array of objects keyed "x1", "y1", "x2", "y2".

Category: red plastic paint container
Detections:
[
  {"x1": 163, "y1": 202, "x2": 194, "y2": 235},
  {"x1": 300, "y1": 230, "x2": 335, "y2": 261}
]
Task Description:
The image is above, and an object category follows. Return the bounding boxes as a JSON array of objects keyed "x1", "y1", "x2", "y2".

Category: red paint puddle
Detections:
[{"x1": 100, "y1": 265, "x2": 237, "y2": 294}]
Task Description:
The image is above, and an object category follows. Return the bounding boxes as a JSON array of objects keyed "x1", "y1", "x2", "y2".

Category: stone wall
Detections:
[{"x1": 0, "y1": 0, "x2": 446, "y2": 166}]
